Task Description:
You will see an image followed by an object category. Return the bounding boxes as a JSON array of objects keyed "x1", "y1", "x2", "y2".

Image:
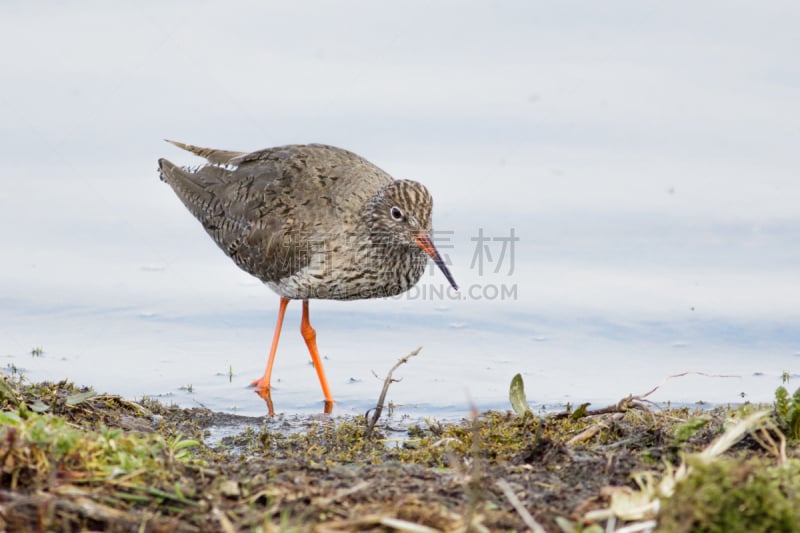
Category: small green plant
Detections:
[
  {"x1": 673, "y1": 415, "x2": 712, "y2": 444},
  {"x1": 31, "y1": 347, "x2": 44, "y2": 357},
  {"x1": 773, "y1": 386, "x2": 800, "y2": 440},
  {"x1": 509, "y1": 373, "x2": 532, "y2": 416},
  {"x1": 0, "y1": 408, "x2": 204, "y2": 493},
  {"x1": 570, "y1": 403, "x2": 590, "y2": 420},
  {"x1": 659, "y1": 456, "x2": 800, "y2": 532},
  {"x1": 166, "y1": 433, "x2": 201, "y2": 462}
]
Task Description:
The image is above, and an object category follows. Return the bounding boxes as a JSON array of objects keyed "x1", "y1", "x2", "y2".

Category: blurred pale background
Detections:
[{"x1": 1, "y1": 2, "x2": 798, "y2": 417}]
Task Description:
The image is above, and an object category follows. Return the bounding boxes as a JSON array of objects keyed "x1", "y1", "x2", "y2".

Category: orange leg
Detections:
[
  {"x1": 251, "y1": 297, "x2": 290, "y2": 398},
  {"x1": 300, "y1": 300, "x2": 334, "y2": 405}
]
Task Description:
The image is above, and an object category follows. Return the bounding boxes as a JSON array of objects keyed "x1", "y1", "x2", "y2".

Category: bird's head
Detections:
[{"x1": 367, "y1": 180, "x2": 458, "y2": 291}]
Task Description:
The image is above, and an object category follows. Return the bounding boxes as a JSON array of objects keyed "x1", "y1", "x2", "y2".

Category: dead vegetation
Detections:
[{"x1": 1, "y1": 371, "x2": 800, "y2": 532}]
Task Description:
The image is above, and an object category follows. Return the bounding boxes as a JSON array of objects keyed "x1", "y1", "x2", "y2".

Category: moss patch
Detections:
[{"x1": 658, "y1": 456, "x2": 800, "y2": 533}]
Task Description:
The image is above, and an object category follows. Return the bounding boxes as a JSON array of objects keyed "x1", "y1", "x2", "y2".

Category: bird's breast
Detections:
[{"x1": 265, "y1": 240, "x2": 427, "y2": 301}]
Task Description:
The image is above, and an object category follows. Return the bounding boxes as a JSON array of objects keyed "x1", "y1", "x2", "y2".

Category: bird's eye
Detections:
[{"x1": 390, "y1": 206, "x2": 404, "y2": 221}]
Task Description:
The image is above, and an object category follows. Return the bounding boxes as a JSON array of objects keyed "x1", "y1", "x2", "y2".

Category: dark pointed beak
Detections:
[{"x1": 414, "y1": 233, "x2": 459, "y2": 291}]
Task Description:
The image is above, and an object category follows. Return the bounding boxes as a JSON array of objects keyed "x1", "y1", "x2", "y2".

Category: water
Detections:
[{"x1": 1, "y1": 3, "x2": 799, "y2": 419}]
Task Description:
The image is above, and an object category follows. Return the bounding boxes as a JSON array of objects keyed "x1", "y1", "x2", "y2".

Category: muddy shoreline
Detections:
[{"x1": 1, "y1": 376, "x2": 798, "y2": 532}]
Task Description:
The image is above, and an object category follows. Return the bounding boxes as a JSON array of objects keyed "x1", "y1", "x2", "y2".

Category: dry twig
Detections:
[
  {"x1": 463, "y1": 401, "x2": 483, "y2": 531},
  {"x1": 312, "y1": 480, "x2": 372, "y2": 506},
  {"x1": 364, "y1": 347, "x2": 422, "y2": 438},
  {"x1": 554, "y1": 371, "x2": 738, "y2": 421},
  {"x1": 495, "y1": 478, "x2": 547, "y2": 533},
  {"x1": 566, "y1": 413, "x2": 625, "y2": 446}
]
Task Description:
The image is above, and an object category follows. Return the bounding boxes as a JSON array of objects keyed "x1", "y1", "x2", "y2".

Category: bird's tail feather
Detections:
[{"x1": 164, "y1": 139, "x2": 246, "y2": 166}]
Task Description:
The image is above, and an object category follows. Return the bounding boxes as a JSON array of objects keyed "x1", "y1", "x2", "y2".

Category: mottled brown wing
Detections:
[
  {"x1": 158, "y1": 143, "x2": 393, "y2": 284},
  {"x1": 158, "y1": 156, "x2": 308, "y2": 283}
]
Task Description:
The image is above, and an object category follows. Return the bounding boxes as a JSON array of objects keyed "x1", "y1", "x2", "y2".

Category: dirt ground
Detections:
[{"x1": 1, "y1": 376, "x2": 797, "y2": 532}]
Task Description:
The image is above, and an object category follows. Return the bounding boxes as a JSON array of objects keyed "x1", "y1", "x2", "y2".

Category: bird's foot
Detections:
[
  {"x1": 322, "y1": 400, "x2": 334, "y2": 414},
  {"x1": 249, "y1": 376, "x2": 269, "y2": 390},
  {"x1": 250, "y1": 378, "x2": 275, "y2": 415}
]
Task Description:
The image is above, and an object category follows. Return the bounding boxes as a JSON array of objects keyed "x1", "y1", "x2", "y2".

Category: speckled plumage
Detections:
[
  {"x1": 159, "y1": 141, "x2": 444, "y2": 300},
  {"x1": 158, "y1": 140, "x2": 457, "y2": 407}
]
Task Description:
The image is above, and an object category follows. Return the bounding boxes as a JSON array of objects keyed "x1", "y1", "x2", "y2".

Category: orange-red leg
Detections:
[
  {"x1": 300, "y1": 300, "x2": 334, "y2": 406},
  {"x1": 251, "y1": 297, "x2": 289, "y2": 399}
]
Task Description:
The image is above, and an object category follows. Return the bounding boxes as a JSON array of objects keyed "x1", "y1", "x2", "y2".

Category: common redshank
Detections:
[{"x1": 158, "y1": 141, "x2": 458, "y2": 410}]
